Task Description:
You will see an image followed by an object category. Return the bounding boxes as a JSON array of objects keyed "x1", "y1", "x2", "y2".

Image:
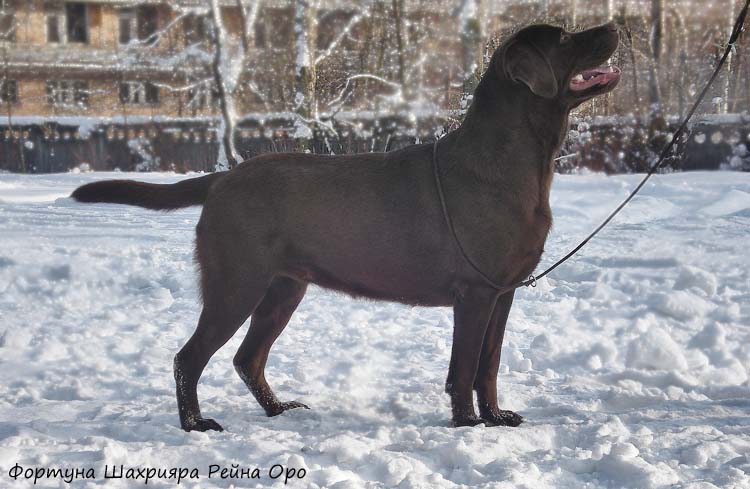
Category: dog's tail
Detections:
[{"x1": 71, "y1": 172, "x2": 224, "y2": 211}]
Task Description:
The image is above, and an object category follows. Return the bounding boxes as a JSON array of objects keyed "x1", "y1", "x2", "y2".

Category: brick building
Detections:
[
  {"x1": 0, "y1": 0, "x2": 746, "y2": 173},
  {"x1": 1, "y1": 0, "x2": 744, "y2": 121},
  {"x1": 0, "y1": 0, "x2": 478, "y2": 122},
  {"x1": 0, "y1": 0, "x2": 241, "y2": 119}
]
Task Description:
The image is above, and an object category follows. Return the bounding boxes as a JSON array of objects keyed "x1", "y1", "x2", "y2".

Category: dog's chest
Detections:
[{"x1": 511, "y1": 206, "x2": 552, "y2": 275}]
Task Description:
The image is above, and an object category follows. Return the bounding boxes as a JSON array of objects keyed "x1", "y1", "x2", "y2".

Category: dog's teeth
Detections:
[{"x1": 573, "y1": 74, "x2": 584, "y2": 82}]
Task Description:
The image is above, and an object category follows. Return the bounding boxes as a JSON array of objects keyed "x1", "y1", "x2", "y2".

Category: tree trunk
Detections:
[
  {"x1": 675, "y1": 12, "x2": 688, "y2": 118},
  {"x1": 210, "y1": 1, "x2": 239, "y2": 169},
  {"x1": 623, "y1": 21, "x2": 639, "y2": 114},
  {"x1": 4, "y1": 45, "x2": 26, "y2": 173},
  {"x1": 294, "y1": 0, "x2": 317, "y2": 150},
  {"x1": 236, "y1": 0, "x2": 261, "y2": 54},
  {"x1": 724, "y1": 0, "x2": 739, "y2": 113},
  {"x1": 459, "y1": 0, "x2": 483, "y2": 86},
  {"x1": 392, "y1": 0, "x2": 406, "y2": 87},
  {"x1": 648, "y1": 0, "x2": 663, "y2": 111},
  {"x1": 646, "y1": 0, "x2": 667, "y2": 170}
]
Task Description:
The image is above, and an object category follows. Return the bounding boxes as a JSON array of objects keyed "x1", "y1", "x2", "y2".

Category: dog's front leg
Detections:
[
  {"x1": 474, "y1": 291, "x2": 523, "y2": 427},
  {"x1": 446, "y1": 286, "x2": 498, "y2": 427}
]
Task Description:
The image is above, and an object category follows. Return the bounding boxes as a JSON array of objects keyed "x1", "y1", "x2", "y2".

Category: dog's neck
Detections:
[
  {"x1": 446, "y1": 76, "x2": 568, "y2": 175},
  {"x1": 439, "y1": 72, "x2": 568, "y2": 213}
]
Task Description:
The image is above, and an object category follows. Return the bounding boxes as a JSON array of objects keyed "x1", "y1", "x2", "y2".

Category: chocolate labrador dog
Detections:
[{"x1": 72, "y1": 23, "x2": 620, "y2": 431}]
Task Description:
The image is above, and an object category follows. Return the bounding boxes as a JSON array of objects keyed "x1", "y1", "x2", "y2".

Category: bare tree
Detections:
[
  {"x1": 648, "y1": 0, "x2": 663, "y2": 114},
  {"x1": 0, "y1": 1, "x2": 24, "y2": 172},
  {"x1": 293, "y1": 0, "x2": 317, "y2": 147},
  {"x1": 209, "y1": 0, "x2": 240, "y2": 168},
  {"x1": 236, "y1": 0, "x2": 262, "y2": 53},
  {"x1": 392, "y1": 0, "x2": 406, "y2": 86},
  {"x1": 723, "y1": 0, "x2": 740, "y2": 113},
  {"x1": 293, "y1": 1, "x2": 379, "y2": 143},
  {"x1": 459, "y1": 0, "x2": 484, "y2": 85}
]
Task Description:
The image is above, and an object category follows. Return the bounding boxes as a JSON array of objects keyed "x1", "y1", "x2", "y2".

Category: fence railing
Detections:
[{"x1": 1, "y1": 114, "x2": 749, "y2": 174}]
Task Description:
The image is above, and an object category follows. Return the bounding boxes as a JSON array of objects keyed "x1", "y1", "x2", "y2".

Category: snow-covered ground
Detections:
[{"x1": 0, "y1": 170, "x2": 749, "y2": 488}]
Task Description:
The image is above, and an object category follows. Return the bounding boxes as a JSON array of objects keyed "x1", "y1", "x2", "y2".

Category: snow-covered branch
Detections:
[
  {"x1": 328, "y1": 74, "x2": 403, "y2": 111},
  {"x1": 151, "y1": 78, "x2": 213, "y2": 93},
  {"x1": 314, "y1": 7, "x2": 371, "y2": 66},
  {"x1": 119, "y1": 11, "x2": 190, "y2": 50},
  {"x1": 236, "y1": 0, "x2": 262, "y2": 55}
]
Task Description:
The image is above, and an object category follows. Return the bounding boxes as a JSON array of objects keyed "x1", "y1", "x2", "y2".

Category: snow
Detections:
[
  {"x1": 701, "y1": 189, "x2": 750, "y2": 217},
  {"x1": 0, "y1": 170, "x2": 749, "y2": 488}
]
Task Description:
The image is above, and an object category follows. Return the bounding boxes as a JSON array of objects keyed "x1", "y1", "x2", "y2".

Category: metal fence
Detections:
[{"x1": 1, "y1": 115, "x2": 749, "y2": 174}]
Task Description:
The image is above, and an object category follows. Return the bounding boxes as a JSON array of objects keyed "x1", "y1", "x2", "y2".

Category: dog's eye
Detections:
[{"x1": 560, "y1": 33, "x2": 572, "y2": 44}]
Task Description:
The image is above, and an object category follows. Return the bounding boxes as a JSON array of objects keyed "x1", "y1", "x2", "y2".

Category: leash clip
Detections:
[{"x1": 527, "y1": 275, "x2": 537, "y2": 288}]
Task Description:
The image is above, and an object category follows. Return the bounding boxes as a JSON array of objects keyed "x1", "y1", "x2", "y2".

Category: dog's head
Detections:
[{"x1": 493, "y1": 23, "x2": 620, "y2": 106}]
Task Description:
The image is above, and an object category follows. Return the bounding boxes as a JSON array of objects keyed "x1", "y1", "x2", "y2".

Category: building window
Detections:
[
  {"x1": 0, "y1": 10, "x2": 15, "y2": 42},
  {"x1": 254, "y1": 22, "x2": 266, "y2": 48},
  {"x1": 184, "y1": 14, "x2": 210, "y2": 45},
  {"x1": 46, "y1": 11, "x2": 64, "y2": 43},
  {"x1": 46, "y1": 4, "x2": 88, "y2": 44},
  {"x1": 0, "y1": 80, "x2": 17, "y2": 104},
  {"x1": 145, "y1": 83, "x2": 159, "y2": 104},
  {"x1": 187, "y1": 83, "x2": 219, "y2": 110},
  {"x1": 119, "y1": 9, "x2": 135, "y2": 45},
  {"x1": 119, "y1": 81, "x2": 159, "y2": 105},
  {"x1": 187, "y1": 83, "x2": 220, "y2": 109},
  {"x1": 121, "y1": 7, "x2": 158, "y2": 46},
  {"x1": 137, "y1": 6, "x2": 158, "y2": 44},
  {"x1": 46, "y1": 81, "x2": 89, "y2": 108},
  {"x1": 66, "y1": 3, "x2": 88, "y2": 44}
]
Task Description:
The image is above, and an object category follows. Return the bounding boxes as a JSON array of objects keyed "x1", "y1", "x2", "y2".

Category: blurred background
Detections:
[{"x1": 0, "y1": 0, "x2": 748, "y2": 174}]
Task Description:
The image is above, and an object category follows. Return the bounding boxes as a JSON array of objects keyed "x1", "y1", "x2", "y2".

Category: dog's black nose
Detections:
[{"x1": 605, "y1": 22, "x2": 618, "y2": 32}]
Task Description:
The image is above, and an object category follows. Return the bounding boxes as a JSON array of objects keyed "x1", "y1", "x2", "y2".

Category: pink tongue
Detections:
[{"x1": 570, "y1": 67, "x2": 620, "y2": 91}]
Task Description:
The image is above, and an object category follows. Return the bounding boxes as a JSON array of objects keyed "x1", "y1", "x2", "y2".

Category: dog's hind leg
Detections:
[
  {"x1": 473, "y1": 291, "x2": 523, "y2": 427},
  {"x1": 174, "y1": 230, "x2": 273, "y2": 432},
  {"x1": 174, "y1": 287, "x2": 265, "y2": 432},
  {"x1": 233, "y1": 275, "x2": 308, "y2": 417}
]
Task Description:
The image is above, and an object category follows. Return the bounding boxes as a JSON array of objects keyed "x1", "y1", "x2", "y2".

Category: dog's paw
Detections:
[
  {"x1": 182, "y1": 417, "x2": 224, "y2": 432},
  {"x1": 481, "y1": 410, "x2": 524, "y2": 427},
  {"x1": 266, "y1": 400, "x2": 310, "y2": 417},
  {"x1": 452, "y1": 415, "x2": 486, "y2": 427}
]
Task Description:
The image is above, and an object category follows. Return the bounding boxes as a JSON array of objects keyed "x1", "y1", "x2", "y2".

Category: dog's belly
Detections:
[
  {"x1": 301, "y1": 270, "x2": 453, "y2": 306},
  {"x1": 284, "y1": 236, "x2": 454, "y2": 306}
]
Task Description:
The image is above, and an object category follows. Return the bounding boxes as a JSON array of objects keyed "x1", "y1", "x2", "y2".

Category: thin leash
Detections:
[{"x1": 433, "y1": 0, "x2": 749, "y2": 297}]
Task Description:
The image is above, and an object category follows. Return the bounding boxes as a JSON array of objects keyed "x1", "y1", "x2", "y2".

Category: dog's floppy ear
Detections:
[{"x1": 501, "y1": 40, "x2": 558, "y2": 99}]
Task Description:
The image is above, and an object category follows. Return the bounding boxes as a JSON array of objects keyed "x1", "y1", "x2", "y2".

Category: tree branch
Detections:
[{"x1": 314, "y1": 7, "x2": 370, "y2": 66}]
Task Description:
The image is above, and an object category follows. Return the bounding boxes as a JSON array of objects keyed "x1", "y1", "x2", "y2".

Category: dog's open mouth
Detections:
[{"x1": 570, "y1": 66, "x2": 621, "y2": 92}]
